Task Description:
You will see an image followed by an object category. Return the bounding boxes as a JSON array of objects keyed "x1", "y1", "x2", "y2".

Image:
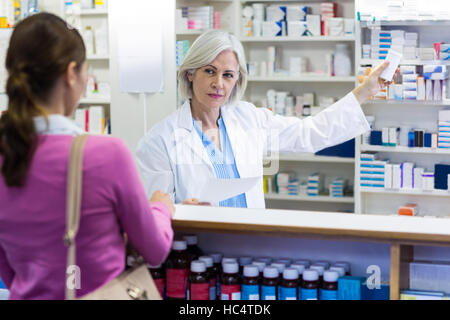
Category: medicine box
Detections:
[
  {"x1": 410, "y1": 261, "x2": 450, "y2": 294},
  {"x1": 401, "y1": 290, "x2": 445, "y2": 300},
  {"x1": 434, "y1": 164, "x2": 450, "y2": 190},
  {"x1": 398, "y1": 203, "x2": 418, "y2": 216},
  {"x1": 338, "y1": 276, "x2": 365, "y2": 300}
]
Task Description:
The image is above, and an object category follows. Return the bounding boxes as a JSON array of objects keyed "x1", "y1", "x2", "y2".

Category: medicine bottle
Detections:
[
  {"x1": 300, "y1": 269, "x2": 319, "y2": 300},
  {"x1": 293, "y1": 259, "x2": 310, "y2": 268},
  {"x1": 241, "y1": 265, "x2": 260, "y2": 300},
  {"x1": 147, "y1": 263, "x2": 165, "y2": 299},
  {"x1": 310, "y1": 265, "x2": 325, "y2": 287},
  {"x1": 255, "y1": 257, "x2": 272, "y2": 265},
  {"x1": 261, "y1": 266, "x2": 279, "y2": 300},
  {"x1": 290, "y1": 263, "x2": 305, "y2": 288},
  {"x1": 334, "y1": 261, "x2": 351, "y2": 276},
  {"x1": 183, "y1": 235, "x2": 204, "y2": 261},
  {"x1": 165, "y1": 240, "x2": 190, "y2": 300},
  {"x1": 199, "y1": 256, "x2": 216, "y2": 300},
  {"x1": 303, "y1": 104, "x2": 311, "y2": 116},
  {"x1": 314, "y1": 260, "x2": 330, "y2": 269},
  {"x1": 239, "y1": 256, "x2": 253, "y2": 276},
  {"x1": 320, "y1": 270, "x2": 339, "y2": 300},
  {"x1": 280, "y1": 268, "x2": 299, "y2": 300},
  {"x1": 210, "y1": 252, "x2": 223, "y2": 299},
  {"x1": 188, "y1": 260, "x2": 209, "y2": 300},
  {"x1": 221, "y1": 262, "x2": 241, "y2": 300},
  {"x1": 329, "y1": 266, "x2": 345, "y2": 278},
  {"x1": 274, "y1": 258, "x2": 291, "y2": 267},
  {"x1": 251, "y1": 261, "x2": 266, "y2": 285},
  {"x1": 271, "y1": 262, "x2": 286, "y2": 299}
]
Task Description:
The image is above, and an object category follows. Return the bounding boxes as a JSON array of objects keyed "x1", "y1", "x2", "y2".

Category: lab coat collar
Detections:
[
  {"x1": 34, "y1": 114, "x2": 85, "y2": 135},
  {"x1": 178, "y1": 100, "x2": 194, "y2": 131}
]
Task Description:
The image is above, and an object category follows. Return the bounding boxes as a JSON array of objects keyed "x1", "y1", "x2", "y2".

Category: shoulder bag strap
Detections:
[{"x1": 64, "y1": 134, "x2": 89, "y2": 300}]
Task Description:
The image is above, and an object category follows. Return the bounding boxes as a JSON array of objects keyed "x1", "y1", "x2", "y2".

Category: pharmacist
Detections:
[{"x1": 136, "y1": 30, "x2": 391, "y2": 209}]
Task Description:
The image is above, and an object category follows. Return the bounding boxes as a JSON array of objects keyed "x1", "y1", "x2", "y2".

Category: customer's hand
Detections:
[
  {"x1": 352, "y1": 61, "x2": 397, "y2": 104},
  {"x1": 150, "y1": 190, "x2": 175, "y2": 215},
  {"x1": 182, "y1": 198, "x2": 211, "y2": 206}
]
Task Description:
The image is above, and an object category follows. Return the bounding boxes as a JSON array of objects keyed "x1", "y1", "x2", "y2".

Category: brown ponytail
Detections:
[{"x1": 0, "y1": 12, "x2": 85, "y2": 187}]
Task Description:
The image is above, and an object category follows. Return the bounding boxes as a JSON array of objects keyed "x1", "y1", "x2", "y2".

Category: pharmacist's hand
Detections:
[
  {"x1": 353, "y1": 61, "x2": 398, "y2": 104},
  {"x1": 150, "y1": 190, "x2": 175, "y2": 215},
  {"x1": 182, "y1": 198, "x2": 211, "y2": 206}
]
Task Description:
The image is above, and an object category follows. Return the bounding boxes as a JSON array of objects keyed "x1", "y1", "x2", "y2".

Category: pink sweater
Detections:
[{"x1": 0, "y1": 135, "x2": 174, "y2": 299}]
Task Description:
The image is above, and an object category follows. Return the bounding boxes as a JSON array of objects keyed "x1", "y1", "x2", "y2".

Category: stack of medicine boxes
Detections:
[
  {"x1": 438, "y1": 109, "x2": 450, "y2": 148},
  {"x1": 307, "y1": 173, "x2": 321, "y2": 196},
  {"x1": 329, "y1": 178, "x2": 345, "y2": 197},
  {"x1": 359, "y1": 153, "x2": 386, "y2": 189}
]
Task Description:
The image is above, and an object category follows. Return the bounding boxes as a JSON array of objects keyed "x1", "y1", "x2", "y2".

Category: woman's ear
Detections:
[
  {"x1": 187, "y1": 71, "x2": 194, "y2": 82},
  {"x1": 65, "y1": 61, "x2": 78, "y2": 87}
]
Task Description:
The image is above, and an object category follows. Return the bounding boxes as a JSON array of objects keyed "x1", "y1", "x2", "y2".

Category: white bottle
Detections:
[{"x1": 333, "y1": 44, "x2": 352, "y2": 77}]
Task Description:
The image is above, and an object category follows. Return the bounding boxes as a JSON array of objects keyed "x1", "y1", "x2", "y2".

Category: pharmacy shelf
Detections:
[
  {"x1": 360, "y1": 20, "x2": 450, "y2": 27},
  {"x1": 361, "y1": 144, "x2": 450, "y2": 155},
  {"x1": 176, "y1": 29, "x2": 207, "y2": 36},
  {"x1": 248, "y1": 75, "x2": 356, "y2": 83},
  {"x1": 79, "y1": 9, "x2": 108, "y2": 16},
  {"x1": 265, "y1": 153, "x2": 355, "y2": 163},
  {"x1": 87, "y1": 55, "x2": 110, "y2": 61},
  {"x1": 363, "y1": 99, "x2": 450, "y2": 106},
  {"x1": 79, "y1": 97, "x2": 111, "y2": 104},
  {"x1": 240, "y1": 36, "x2": 355, "y2": 42},
  {"x1": 360, "y1": 58, "x2": 450, "y2": 66},
  {"x1": 360, "y1": 187, "x2": 450, "y2": 197},
  {"x1": 265, "y1": 192, "x2": 354, "y2": 203}
]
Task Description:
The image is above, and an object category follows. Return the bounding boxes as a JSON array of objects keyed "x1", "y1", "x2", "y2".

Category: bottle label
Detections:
[
  {"x1": 220, "y1": 285, "x2": 241, "y2": 300},
  {"x1": 300, "y1": 288, "x2": 318, "y2": 300},
  {"x1": 241, "y1": 284, "x2": 260, "y2": 300},
  {"x1": 190, "y1": 283, "x2": 210, "y2": 300},
  {"x1": 209, "y1": 277, "x2": 217, "y2": 300},
  {"x1": 217, "y1": 283, "x2": 221, "y2": 299},
  {"x1": 280, "y1": 286, "x2": 297, "y2": 300},
  {"x1": 261, "y1": 285, "x2": 277, "y2": 300},
  {"x1": 153, "y1": 278, "x2": 165, "y2": 298},
  {"x1": 320, "y1": 288, "x2": 338, "y2": 300},
  {"x1": 166, "y1": 269, "x2": 189, "y2": 298}
]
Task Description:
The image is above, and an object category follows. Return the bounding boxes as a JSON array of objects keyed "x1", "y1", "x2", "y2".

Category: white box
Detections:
[
  {"x1": 382, "y1": 127, "x2": 390, "y2": 145},
  {"x1": 413, "y1": 167, "x2": 424, "y2": 190},
  {"x1": 392, "y1": 164, "x2": 401, "y2": 189},
  {"x1": 384, "y1": 164, "x2": 393, "y2": 189},
  {"x1": 306, "y1": 15, "x2": 321, "y2": 36},
  {"x1": 287, "y1": 21, "x2": 307, "y2": 37},
  {"x1": 410, "y1": 261, "x2": 450, "y2": 294},
  {"x1": 389, "y1": 127, "x2": 399, "y2": 146},
  {"x1": 401, "y1": 162, "x2": 414, "y2": 189},
  {"x1": 88, "y1": 106, "x2": 104, "y2": 135},
  {"x1": 417, "y1": 77, "x2": 425, "y2": 100},
  {"x1": 380, "y1": 50, "x2": 402, "y2": 81}
]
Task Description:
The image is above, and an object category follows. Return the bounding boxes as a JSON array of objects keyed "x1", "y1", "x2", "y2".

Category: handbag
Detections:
[{"x1": 64, "y1": 134, "x2": 162, "y2": 300}]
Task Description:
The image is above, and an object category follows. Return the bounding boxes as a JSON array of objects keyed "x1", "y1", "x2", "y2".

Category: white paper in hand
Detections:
[
  {"x1": 380, "y1": 50, "x2": 402, "y2": 81},
  {"x1": 198, "y1": 177, "x2": 259, "y2": 205}
]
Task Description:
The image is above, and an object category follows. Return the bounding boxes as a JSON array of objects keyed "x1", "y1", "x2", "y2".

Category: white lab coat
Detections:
[{"x1": 136, "y1": 92, "x2": 369, "y2": 208}]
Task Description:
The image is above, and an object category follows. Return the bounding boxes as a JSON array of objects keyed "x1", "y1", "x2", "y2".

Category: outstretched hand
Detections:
[{"x1": 353, "y1": 61, "x2": 399, "y2": 104}]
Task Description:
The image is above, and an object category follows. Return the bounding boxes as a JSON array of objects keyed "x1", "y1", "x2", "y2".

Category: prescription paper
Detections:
[{"x1": 198, "y1": 177, "x2": 259, "y2": 205}]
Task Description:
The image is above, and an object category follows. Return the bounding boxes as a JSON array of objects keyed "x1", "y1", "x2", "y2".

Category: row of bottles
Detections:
[{"x1": 127, "y1": 235, "x2": 352, "y2": 300}]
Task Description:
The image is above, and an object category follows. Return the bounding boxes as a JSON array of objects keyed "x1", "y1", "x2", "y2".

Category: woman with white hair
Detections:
[{"x1": 136, "y1": 30, "x2": 391, "y2": 209}]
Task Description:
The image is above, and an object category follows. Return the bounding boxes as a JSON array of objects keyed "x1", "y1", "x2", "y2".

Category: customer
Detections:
[{"x1": 0, "y1": 13, "x2": 174, "y2": 299}]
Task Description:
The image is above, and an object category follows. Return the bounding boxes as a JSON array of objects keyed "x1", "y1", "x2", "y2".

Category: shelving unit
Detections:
[
  {"x1": 173, "y1": 204, "x2": 450, "y2": 300},
  {"x1": 354, "y1": 0, "x2": 450, "y2": 217},
  {"x1": 265, "y1": 192, "x2": 354, "y2": 203},
  {"x1": 237, "y1": 0, "x2": 357, "y2": 211}
]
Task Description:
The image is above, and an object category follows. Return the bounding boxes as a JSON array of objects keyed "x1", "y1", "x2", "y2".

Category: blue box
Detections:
[
  {"x1": 0, "y1": 278, "x2": 5, "y2": 289},
  {"x1": 434, "y1": 164, "x2": 450, "y2": 190},
  {"x1": 424, "y1": 133, "x2": 432, "y2": 147},
  {"x1": 315, "y1": 138, "x2": 355, "y2": 158},
  {"x1": 338, "y1": 276, "x2": 366, "y2": 300},
  {"x1": 370, "y1": 131, "x2": 383, "y2": 145},
  {"x1": 361, "y1": 282, "x2": 390, "y2": 300}
]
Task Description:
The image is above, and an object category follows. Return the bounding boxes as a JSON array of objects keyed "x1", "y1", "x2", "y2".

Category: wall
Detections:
[{"x1": 109, "y1": 0, "x2": 177, "y2": 153}]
